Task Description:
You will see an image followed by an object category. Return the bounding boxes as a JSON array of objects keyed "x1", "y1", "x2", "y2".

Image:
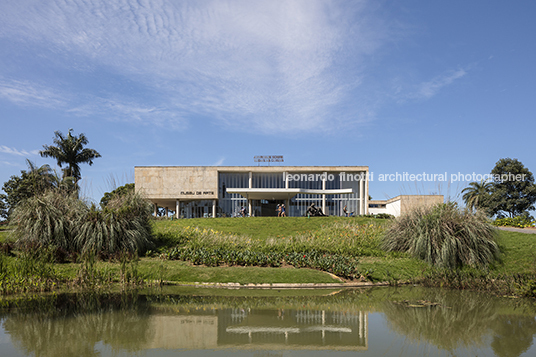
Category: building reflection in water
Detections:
[{"x1": 143, "y1": 308, "x2": 368, "y2": 351}]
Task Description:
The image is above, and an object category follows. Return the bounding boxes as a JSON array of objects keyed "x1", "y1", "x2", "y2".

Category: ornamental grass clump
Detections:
[
  {"x1": 75, "y1": 192, "x2": 153, "y2": 257},
  {"x1": 11, "y1": 190, "x2": 86, "y2": 252},
  {"x1": 382, "y1": 202, "x2": 500, "y2": 269}
]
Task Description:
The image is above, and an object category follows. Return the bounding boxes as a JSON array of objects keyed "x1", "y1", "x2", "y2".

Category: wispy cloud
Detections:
[
  {"x1": 414, "y1": 69, "x2": 467, "y2": 99},
  {"x1": 0, "y1": 78, "x2": 66, "y2": 108},
  {"x1": 395, "y1": 69, "x2": 467, "y2": 102},
  {"x1": 0, "y1": 145, "x2": 39, "y2": 157},
  {"x1": 0, "y1": 0, "x2": 390, "y2": 134},
  {"x1": 0, "y1": 160, "x2": 20, "y2": 167},
  {"x1": 213, "y1": 157, "x2": 225, "y2": 166}
]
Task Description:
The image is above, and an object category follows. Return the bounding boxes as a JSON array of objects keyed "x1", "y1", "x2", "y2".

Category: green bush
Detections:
[
  {"x1": 75, "y1": 192, "x2": 153, "y2": 256},
  {"x1": 11, "y1": 191, "x2": 86, "y2": 252},
  {"x1": 12, "y1": 189, "x2": 153, "y2": 258},
  {"x1": 163, "y1": 246, "x2": 361, "y2": 279},
  {"x1": 382, "y1": 202, "x2": 500, "y2": 269}
]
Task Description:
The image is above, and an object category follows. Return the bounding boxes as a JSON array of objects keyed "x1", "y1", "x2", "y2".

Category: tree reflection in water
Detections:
[
  {"x1": 491, "y1": 315, "x2": 536, "y2": 357},
  {"x1": 382, "y1": 288, "x2": 536, "y2": 357},
  {"x1": 1, "y1": 293, "x2": 154, "y2": 357}
]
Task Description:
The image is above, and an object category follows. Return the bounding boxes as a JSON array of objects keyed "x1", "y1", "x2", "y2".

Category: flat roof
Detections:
[{"x1": 135, "y1": 165, "x2": 369, "y2": 171}]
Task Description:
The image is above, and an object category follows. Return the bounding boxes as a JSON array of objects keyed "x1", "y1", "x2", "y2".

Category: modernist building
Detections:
[
  {"x1": 368, "y1": 195, "x2": 444, "y2": 216},
  {"x1": 135, "y1": 166, "x2": 369, "y2": 218}
]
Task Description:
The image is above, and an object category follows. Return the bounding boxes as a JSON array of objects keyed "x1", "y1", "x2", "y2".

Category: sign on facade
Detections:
[{"x1": 254, "y1": 155, "x2": 284, "y2": 163}]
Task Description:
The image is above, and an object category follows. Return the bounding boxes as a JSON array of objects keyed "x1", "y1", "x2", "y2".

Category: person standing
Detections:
[{"x1": 281, "y1": 203, "x2": 286, "y2": 217}]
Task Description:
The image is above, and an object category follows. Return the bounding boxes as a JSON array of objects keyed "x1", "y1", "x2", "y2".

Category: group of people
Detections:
[
  {"x1": 306, "y1": 203, "x2": 326, "y2": 217},
  {"x1": 239, "y1": 203, "x2": 351, "y2": 217},
  {"x1": 276, "y1": 203, "x2": 287, "y2": 217}
]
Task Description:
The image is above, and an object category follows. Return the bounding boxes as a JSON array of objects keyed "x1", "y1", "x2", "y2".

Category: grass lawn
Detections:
[
  {"x1": 54, "y1": 258, "x2": 342, "y2": 284},
  {"x1": 155, "y1": 215, "x2": 389, "y2": 241},
  {"x1": 495, "y1": 230, "x2": 536, "y2": 274}
]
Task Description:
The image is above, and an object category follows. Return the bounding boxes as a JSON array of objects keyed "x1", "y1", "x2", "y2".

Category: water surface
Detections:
[{"x1": 1, "y1": 286, "x2": 536, "y2": 356}]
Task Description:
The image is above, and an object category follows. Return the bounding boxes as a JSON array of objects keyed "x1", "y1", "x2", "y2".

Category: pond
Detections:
[{"x1": 1, "y1": 286, "x2": 536, "y2": 356}]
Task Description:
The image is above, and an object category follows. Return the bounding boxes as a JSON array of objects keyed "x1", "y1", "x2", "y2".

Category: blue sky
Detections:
[{"x1": 1, "y1": 0, "x2": 535, "y2": 207}]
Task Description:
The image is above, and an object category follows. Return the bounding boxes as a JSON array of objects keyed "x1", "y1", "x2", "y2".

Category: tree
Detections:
[
  {"x1": 1, "y1": 160, "x2": 60, "y2": 220},
  {"x1": 489, "y1": 158, "x2": 536, "y2": 217},
  {"x1": 100, "y1": 183, "x2": 135, "y2": 208},
  {"x1": 39, "y1": 129, "x2": 101, "y2": 182},
  {"x1": 0, "y1": 197, "x2": 7, "y2": 221},
  {"x1": 462, "y1": 180, "x2": 493, "y2": 214}
]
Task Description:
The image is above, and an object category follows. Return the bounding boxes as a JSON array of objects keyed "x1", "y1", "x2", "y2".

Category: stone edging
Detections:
[{"x1": 162, "y1": 281, "x2": 392, "y2": 289}]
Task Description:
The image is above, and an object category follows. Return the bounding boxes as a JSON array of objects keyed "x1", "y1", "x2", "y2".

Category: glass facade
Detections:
[
  {"x1": 217, "y1": 170, "x2": 366, "y2": 217},
  {"x1": 219, "y1": 172, "x2": 249, "y2": 217}
]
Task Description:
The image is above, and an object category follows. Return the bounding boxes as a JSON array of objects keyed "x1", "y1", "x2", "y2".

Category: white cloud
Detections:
[
  {"x1": 0, "y1": 145, "x2": 39, "y2": 157},
  {"x1": 0, "y1": 0, "x2": 389, "y2": 134},
  {"x1": 213, "y1": 157, "x2": 225, "y2": 166},
  {"x1": 69, "y1": 97, "x2": 188, "y2": 130},
  {"x1": 396, "y1": 69, "x2": 467, "y2": 102},
  {"x1": 0, "y1": 160, "x2": 20, "y2": 167},
  {"x1": 415, "y1": 69, "x2": 467, "y2": 99},
  {"x1": 0, "y1": 78, "x2": 66, "y2": 108}
]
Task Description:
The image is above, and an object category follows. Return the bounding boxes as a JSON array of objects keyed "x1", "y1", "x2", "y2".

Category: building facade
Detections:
[
  {"x1": 135, "y1": 166, "x2": 369, "y2": 218},
  {"x1": 368, "y1": 195, "x2": 444, "y2": 217}
]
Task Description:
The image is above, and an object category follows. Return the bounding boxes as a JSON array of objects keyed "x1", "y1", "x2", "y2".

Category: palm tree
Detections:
[
  {"x1": 462, "y1": 180, "x2": 493, "y2": 212},
  {"x1": 24, "y1": 159, "x2": 59, "y2": 194},
  {"x1": 40, "y1": 129, "x2": 101, "y2": 182}
]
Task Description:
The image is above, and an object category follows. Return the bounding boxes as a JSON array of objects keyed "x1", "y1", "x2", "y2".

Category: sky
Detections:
[{"x1": 1, "y1": 0, "x2": 535, "y2": 209}]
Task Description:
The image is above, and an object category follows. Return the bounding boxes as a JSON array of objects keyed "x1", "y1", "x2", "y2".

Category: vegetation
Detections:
[
  {"x1": 154, "y1": 217, "x2": 395, "y2": 280},
  {"x1": 11, "y1": 190, "x2": 85, "y2": 252},
  {"x1": 490, "y1": 158, "x2": 536, "y2": 217},
  {"x1": 461, "y1": 179, "x2": 493, "y2": 213},
  {"x1": 493, "y1": 215, "x2": 536, "y2": 228},
  {"x1": 100, "y1": 183, "x2": 135, "y2": 207},
  {"x1": 463, "y1": 158, "x2": 536, "y2": 219},
  {"x1": 382, "y1": 202, "x2": 500, "y2": 269},
  {"x1": 0, "y1": 160, "x2": 65, "y2": 220},
  {"x1": 75, "y1": 192, "x2": 153, "y2": 257},
  {"x1": 39, "y1": 128, "x2": 101, "y2": 181}
]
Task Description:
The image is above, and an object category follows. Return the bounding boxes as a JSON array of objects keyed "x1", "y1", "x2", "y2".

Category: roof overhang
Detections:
[{"x1": 225, "y1": 188, "x2": 354, "y2": 200}]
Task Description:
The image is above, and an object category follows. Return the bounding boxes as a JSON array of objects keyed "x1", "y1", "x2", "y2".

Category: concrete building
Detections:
[
  {"x1": 135, "y1": 166, "x2": 369, "y2": 218},
  {"x1": 368, "y1": 195, "x2": 444, "y2": 217}
]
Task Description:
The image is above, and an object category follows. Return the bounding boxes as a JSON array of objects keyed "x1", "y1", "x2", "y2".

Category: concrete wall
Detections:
[
  {"x1": 368, "y1": 195, "x2": 443, "y2": 217},
  {"x1": 135, "y1": 166, "x2": 219, "y2": 200}
]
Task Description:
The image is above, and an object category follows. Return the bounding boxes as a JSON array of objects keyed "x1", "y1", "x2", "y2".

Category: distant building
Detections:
[
  {"x1": 368, "y1": 195, "x2": 444, "y2": 217},
  {"x1": 135, "y1": 166, "x2": 369, "y2": 218},
  {"x1": 135, "y1": 165, "x2": 443, "y2": 218}
]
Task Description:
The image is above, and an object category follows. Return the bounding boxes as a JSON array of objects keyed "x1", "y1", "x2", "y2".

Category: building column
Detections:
[
  {"x1": 285, "y1": 171, "x2": 289, "y2": 189},
  {"x1": 164, "y1": 207, "x2": 168, "y2": 218},
  {"x1": 286, "y1": 194, "x2": 290, "y2": 217},
  {"x1": 212, "y1": 199, "x2": 217, "y2": 218},
  {"x1": 364, "y1": 170, "x2": 369, "y2": 215},
  {"x1": 175, "y1": 200, "x2": 180, "y2": 219},
  {"x1": 322, "y1": 174, "x2": 326, "y2": 215},
  {"x1": 360, "y1": 174, "x2": 365, "y2": 215},
  {"x1": 154, "y1": 203, "x2": 158, "y2": 217}
]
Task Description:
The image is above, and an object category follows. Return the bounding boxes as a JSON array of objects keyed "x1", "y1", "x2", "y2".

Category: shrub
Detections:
[
  {"x1": 11, "y1": 191, "x2": 86, "y2": 252},
  {"x1": 382, "y1": 202, "x2": 500, "y2": 269},
  {"x1": 75, "y1": 192, "x2": 153, "y2": 256},
  {"x1": 492, "y1": 215, "x2": 535, "y2": 228}
]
